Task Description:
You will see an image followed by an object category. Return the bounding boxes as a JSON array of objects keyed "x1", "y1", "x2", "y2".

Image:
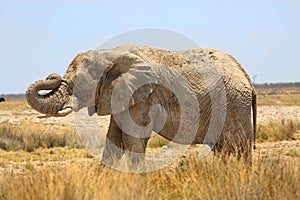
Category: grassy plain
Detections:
[
  {"x1": 0, "y1": 88, "x2": 300, "y2": 199},
  {"x1": 257, "y1": 87, "x2": 300, "y2": 106},
  {"x1": 1, "y1": 153, "x2": 299, "y2": 200}
]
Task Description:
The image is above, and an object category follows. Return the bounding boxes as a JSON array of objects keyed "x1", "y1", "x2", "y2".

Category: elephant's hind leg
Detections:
[{"x1": 102, "y1": 115, "x2": 125, "y2": 166}]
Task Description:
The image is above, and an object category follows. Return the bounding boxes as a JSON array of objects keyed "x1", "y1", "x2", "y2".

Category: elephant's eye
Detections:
[{"x1": 82, "y1": 58, "x2": 89, "y2": 64}]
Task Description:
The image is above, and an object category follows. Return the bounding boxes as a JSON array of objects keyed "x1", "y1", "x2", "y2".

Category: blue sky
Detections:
[{"x1": 0, "y1": 0, "x2": 299, "y2": 94}]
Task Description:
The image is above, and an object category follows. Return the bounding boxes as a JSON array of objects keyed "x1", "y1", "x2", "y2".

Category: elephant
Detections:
[
  {"x1": 26, "y1": 44, "x2": 256, "y2": 167},
  {"x1": 0, "y1": 97, "x2": 5, "y2": 102}
]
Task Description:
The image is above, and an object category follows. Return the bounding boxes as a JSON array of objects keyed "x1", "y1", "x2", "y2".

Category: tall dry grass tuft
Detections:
[
  {"x1": 257, "y1": 120, "x2": 300, "y2": 142},
  {"x1": 0, "y1": 122, "x2": 83, "y2": 152},
  {"x1": 0, "y1": 154, "x2": 299, "y2": 200},
  {"x1": 0, "y1": 101, "x2": 30, "y2": 111}
]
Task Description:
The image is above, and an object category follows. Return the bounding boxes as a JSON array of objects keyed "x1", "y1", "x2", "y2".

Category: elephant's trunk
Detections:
[{"x1": 26, "y1": 73, "x2": 73, "y2": 118}]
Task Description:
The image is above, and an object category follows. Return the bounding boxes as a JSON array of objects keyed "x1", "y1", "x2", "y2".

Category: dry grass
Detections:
[
  {"x1": 0, "y1": 121, "x2": 170, "y2": 152},
  {"x1": 257, "y1": 120, "x2": 300, "y2": 142},
  {"x1": 1, "y1": 119, "x2": 299, "y2": 152},
  {"x1": 0, "y1": 89, "x2": 300, "y2": 199},
  {"x1": 257, "y1": 88, "x2": 300, "y2": 106},
  {"x1": 147, "y1": 120, "x2": 300, "y2": 148},
  {"x1": 0, "y1": 121, "x2": 83, "y2": 152},
  {"x1": 0, "y1": 153, "x2": 299, "y2": 200},
  {"x1": 0, "y1": 101, "x2": 30, "y2": 111},
  {"x1": 0, "y1": 147, "x2": 90, "y2": 165}
]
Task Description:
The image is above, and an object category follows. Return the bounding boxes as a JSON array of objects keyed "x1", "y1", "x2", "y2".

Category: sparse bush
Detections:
[
  {"x1": 257, "y1": 120, "x2": 300, "y2": 142},
  {"x1": 148, "y1": 134, "x2": 169, "y2": 148},
  {"x1": 0, "y1": 122, "x2": 83, "y2": 151}
]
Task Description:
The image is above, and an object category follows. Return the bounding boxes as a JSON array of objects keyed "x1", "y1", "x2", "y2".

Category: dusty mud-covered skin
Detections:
[{"x1": 26, "y1": 44, "x2": 256, "y2": 166}]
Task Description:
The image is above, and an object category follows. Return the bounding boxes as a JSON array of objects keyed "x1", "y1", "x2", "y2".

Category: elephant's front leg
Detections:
[
  {"x1": 122, "y1": 133, "x2": 150, "y2": 169},
  {"x1": 102, "y1": 115, "x2": 124, "y2": 166}
]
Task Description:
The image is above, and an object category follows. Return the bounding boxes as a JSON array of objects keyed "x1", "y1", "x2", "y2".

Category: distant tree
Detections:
[
  {"x1": 252, "y1": 74, "x2": 258, "y2": 84},
  {"x1": 0, "y1": 97, "x2": 5, "y2": 102},
  {"x1": 254, "y1": 82, "x2": 300, "y2": 89}
]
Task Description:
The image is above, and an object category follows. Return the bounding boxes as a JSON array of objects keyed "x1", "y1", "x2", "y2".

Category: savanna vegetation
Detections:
[
  {"x1": 256, "y1": 87, "x2": 300, "y2": 106},
  {"x1": 0, "y1": 87, "x2": 299, "y2": 200},
  {"x1": 0, "y1": 153, "x2": 299, "y2": 200}
]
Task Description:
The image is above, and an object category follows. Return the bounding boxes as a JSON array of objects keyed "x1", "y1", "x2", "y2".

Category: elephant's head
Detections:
[
  {"x1": 26, "y1": 48, "x2": 114, "y2": 118},
  {"x1": 26, "y1": 44, "x2": 154, "y2": 118}
]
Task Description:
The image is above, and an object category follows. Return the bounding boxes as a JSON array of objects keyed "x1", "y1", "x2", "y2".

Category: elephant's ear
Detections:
[{"x1": 95, "y1": 52, "x2": 156, "y2": 115}]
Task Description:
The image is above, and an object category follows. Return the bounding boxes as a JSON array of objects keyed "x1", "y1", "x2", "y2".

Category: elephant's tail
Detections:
[{"x1": 252, "y1": 90, "x2": 257, "y2": 150}]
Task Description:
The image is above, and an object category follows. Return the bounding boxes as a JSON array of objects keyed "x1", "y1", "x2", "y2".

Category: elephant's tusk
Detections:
[
  {"x1": 36, "y1": 108, "x2": 72, "y2": 118},
  {"x1": 37, "y1": 114, "x2": 52, "y2": 118},
  {"x1": 58, "y1": 107, "x2": 72, "y2": 116}
]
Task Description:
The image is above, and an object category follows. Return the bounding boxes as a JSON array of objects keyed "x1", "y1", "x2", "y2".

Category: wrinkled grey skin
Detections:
[{"x1": 26, "y1": 44, "x2": 256, "y2": 167}]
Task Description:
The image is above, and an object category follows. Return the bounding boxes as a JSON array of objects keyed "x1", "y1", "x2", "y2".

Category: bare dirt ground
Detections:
[
  {"x1": 2, "y1": 105, "x2": 300, "y2": 126},
  {"x1": 258, "y1": 106, "x2": 300, "y2": 124}
]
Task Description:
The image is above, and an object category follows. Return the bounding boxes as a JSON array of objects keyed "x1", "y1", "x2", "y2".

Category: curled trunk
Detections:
[{"x1": 26, "y1": 73, "x2": 72, "y2": 117}]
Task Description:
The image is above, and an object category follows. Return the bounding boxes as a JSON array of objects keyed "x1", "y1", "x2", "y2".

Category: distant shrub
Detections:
[
  {"x1": 257, "y1": 120, "x2": 300, "y2": 142},
  {"x1": 255, "y1": 82, "x2": 300, "y2": 89},
  {"x1": 0, "y1": 122, "x2": 83, "y2": 152},
  {"x1": 148, "y1": 134, "x2": 170, "y2": 148}
]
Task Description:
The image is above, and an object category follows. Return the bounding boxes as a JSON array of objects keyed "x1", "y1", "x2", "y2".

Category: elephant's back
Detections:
[
  {"x1": 130, "y1": 46, "x2": 254, "y2": 97},
  {"x1": 179, "y1": 48, "x2": 254, "y2": 98},
  {"x1": 203, "y1": 48, "x2": 253, "y2": 91}
]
